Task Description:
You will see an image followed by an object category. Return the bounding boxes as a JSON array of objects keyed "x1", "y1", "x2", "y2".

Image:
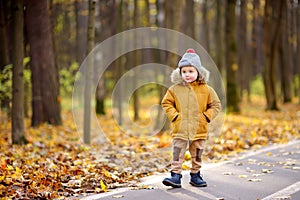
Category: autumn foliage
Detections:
[{"x1": 0, "y1": 99, "x2": 300, "y2": 199}]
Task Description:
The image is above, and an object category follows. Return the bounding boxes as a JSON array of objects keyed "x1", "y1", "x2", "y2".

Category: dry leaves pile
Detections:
[
  {"x1": 0, "y1": 102, "x2": 299, "y2": 199},
  {"x1": 0, "y1": 119, "x2": 170, "y2": 199},
  {"x1": 206, "y1": 103, "x2": 300, "y2": 161}
]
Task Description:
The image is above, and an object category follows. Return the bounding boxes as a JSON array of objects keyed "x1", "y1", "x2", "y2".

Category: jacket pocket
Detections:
[
  {"x1": 172, "y1": 113, "x2": 181, "y2": 133},
  {"x1": 199, "y1": 113, "x2": 208, "y2": 124},
  {"x1": 197, "y1": 113, "x2": 208, "y2": 133}
]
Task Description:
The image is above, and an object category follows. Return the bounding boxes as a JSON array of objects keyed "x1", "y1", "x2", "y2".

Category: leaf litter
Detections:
[{"x1": 0, "y1": 102, "x2": 299, "y2": 199}]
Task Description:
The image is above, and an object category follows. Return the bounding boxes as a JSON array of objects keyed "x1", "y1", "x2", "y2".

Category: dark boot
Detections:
[
  {"x1": 162, "y1": 171, "x2": 182, "y2": 188},
  {"x1": 189, "y1": 171, "x2": 207, "y2": 187}
]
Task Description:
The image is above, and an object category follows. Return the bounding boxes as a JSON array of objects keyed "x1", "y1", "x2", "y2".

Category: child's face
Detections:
[{"x1": 181, "y1": 66, "x2": 198, "y2": 83}]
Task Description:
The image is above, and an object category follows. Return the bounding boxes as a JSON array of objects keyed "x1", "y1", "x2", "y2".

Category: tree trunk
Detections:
[
  {"x1": 165, "y1": 0, "x2": 183, "y2": 68},
  {"x1": 252, "y1": 0, "x2": 260, "y2": 75},
  {"x1": 202, "y1": 0, "x2": 210, "y2": 53},
  {"x1": 25, "y1": 0, "x2": 62, "y2": 126},
  {"x1": 113, "y1": 0, "x2": 124, "y2": 125},
  {"x1": 254, "y1": 0, "x2": 265, "y2": 75},
  {"x1": 95, "y1": 0, "x2": 115, "y2": 115},
  {"x1": 12, "y1": 0, "x2": 26, "y2": 145},
  {"x1": 238, "y1": 0, "x2": 251, "y2": 102},
  {"x1": 133, "y1": 0, "x2": 140, "y2": 121},
  {"x1": 298, "y1": 0, "x2": 300, "y2": 104},
  {"x1": 263, "y1": 0, "x2": 283, "y2": 110},
  {"x1": 215, "y1": 0, "x2": 225, "y2": 79},
  {"x1": 95, "y1": 77, "x2": 105, "y2": 115},
  {"x1": 279, "y1": 0, "x2": 293, "y2": 103},
  {"x1": 83, "y1": 0, "x2": 96, "y2": 144},
  {"x1": 180, "y1": 0, "x2": 195, "y2": 39},
  {"x1": 225, "y1": 0, "x2": 240, "y2": 113},
  {"x1": 0, "y1": 1, "x2": 9, "y2": 68},
  {"x1": 75, "y1": 0, "x2": 88, "y2": 64},
  {"x1": 0, "y1": 1, "x2": 11, "y2": 113}
]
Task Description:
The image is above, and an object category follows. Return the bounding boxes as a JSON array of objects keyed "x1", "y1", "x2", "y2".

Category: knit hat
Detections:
[{"x1": 178, "y1": 48, "x2": 202, "y2": 73}]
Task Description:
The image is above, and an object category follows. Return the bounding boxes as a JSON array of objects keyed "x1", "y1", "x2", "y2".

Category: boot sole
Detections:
[
  {"x1": 189, "y1": 181, "x2": 207, "y2": 187},
  {"x1": 162, "y1": 180, "x2": 182, "y2": 188}
]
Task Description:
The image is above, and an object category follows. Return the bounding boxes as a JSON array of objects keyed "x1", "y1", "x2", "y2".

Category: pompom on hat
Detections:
[{"x1": 178, "y1": 48, "x2": 202, "y2": 73}]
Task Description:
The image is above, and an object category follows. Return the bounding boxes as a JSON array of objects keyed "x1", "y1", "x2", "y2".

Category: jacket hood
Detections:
[{"x1": 170, "y1": 67, "x2": 210, "y2": 85}]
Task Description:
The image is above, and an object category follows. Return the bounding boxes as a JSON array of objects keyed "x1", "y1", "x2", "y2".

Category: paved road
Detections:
[{"x1": 80, "y1": 140, "x2": 300, "y2": 200}]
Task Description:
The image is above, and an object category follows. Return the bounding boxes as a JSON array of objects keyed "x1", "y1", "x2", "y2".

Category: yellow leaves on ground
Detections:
[
  {"x1": 0, "y1": 101, "x2": 299, "y2": 199},
  {"x1": 100, "y1": 179, "x2": 108, "y2": 192},
  {"x1": 0, "y1": 112, "x2": 171, "y2": 199},
  {"x1": 205, "y1": 103, "x2": 300, "y2": 162}
]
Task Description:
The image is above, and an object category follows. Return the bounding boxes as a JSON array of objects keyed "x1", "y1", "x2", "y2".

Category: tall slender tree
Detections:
[
  {"x1": 25, "y1": 0, "x2": 62, "y2": 126},
  {"x1": 263, "y1": 0, "x2": 283, "y2": 110},
  {"x1": 215, "y1": 0, "x2": 225, "y2": 78},
  {"x1": 83, "y1": 0, "x2": 96, "y2": 145},
  {"x1": 75, "y1": 0, "x2": 88, "y2": 64},
  {"x1": 133, "y1": 0, "x2": 140, "y2": 121},
  {"x1": 0, "y1": 1, "x2": 11, "y2": 113},
  {"x1": 180, "y1": 0, "x2": 195, "y2": 39},
  {"x1": 238, "y1": 0, "x2": 251, "y2": 101},
  {"x1": 165, "y1": 0, "x2": 183, "y2": 68},
  {"x1": 202, "y1": 0, "x2": 211, "y2": 53},
  {"x1": 279, "y1": 0, "x2": 293, "y2": 103},
  {"x1": 225, "y1": 0, "x2": 240, "y2": 113},
  {"x1": 297, "y1": 0, "x2": 300, "y2": 104},
  {"x1": 12, "y1": 0, "x2": 26, "y2": 144},
  {"x1": 252, "y1": 0, "x2": 260, "y2": 75},
  {"x1": 95, "y1": 0, "x2": 116, "y2": 115}
]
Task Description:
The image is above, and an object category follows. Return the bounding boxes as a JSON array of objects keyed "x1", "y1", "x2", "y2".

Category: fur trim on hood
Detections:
[{"x1": 170, "y1": 67, "x2": 210, "y2": 85}]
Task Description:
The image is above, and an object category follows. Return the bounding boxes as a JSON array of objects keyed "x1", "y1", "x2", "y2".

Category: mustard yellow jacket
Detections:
[{"x1": 161, "y1": 68, "x2": 221, "y2": 141}]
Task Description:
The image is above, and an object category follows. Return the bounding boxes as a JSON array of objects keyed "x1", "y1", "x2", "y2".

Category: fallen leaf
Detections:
[
  {"x1": 238, "y1": 175, "x2": 248, "y2": 178},
  {"x1": 248, "y1": 178, "x2": 262, "y2": 182},
  {"x1": 252, "y1": 173, "x2": 263, "y2": 177},
  {"x1": 223, "y1": 172, "x2": 233, "y2": 175},
  {"x1": 275, "y1": 196, "x2": 291, "y2": 200},
  {"x1": 113, "y1": 195, "x2": 124, "y2": 198},
  {"x1": 100, "y1": 180, "x2": 108, "y2": 192},
  {"x1": 184, "y1": 151, "x2": 191, "y2": 161},
  {"x1": 261, "y1": 169, "x2": 274, "y2": 174}
]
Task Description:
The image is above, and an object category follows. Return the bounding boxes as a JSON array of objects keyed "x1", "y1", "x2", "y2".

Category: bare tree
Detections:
[
  {"x1": 202, "y1": 0, "x2": 210, "y2": 53},
  {"x1": 133, "y1": 0, "x2": 141, "y2": 121},
  {"x1": 180, "y1": 0, "x2": 195, "y2": 39},
  {"x1": 296, "y1": 1, "x2": 300, "y2": 104},
  {"x1": 0, "y1": 1, "x2": 11, "y2": 113},
  {"x1": 75, "y1": 0, "x2": 88, "y2": 64},
  {"x1": 12, "y1": 0, "x2": 26, "y2": 144},
  {"x1": 165, "y1": 0, "x2": 183, "y2": 68},
  {"x1": 83, "y1": 0, "x2": 96, "y2": 144},
  {"x1": 225, "y1": 0, "x2": 240, "y2": 113},
  {"x1": 238, "y1": 0, "x2": 251, "y2": 102},
  {"x1": 215, "y1": 0, "x2": 225, "y2": 78},
  {"x1": 263, "y1": 0, "x2": 284, "y2": 110},
  {"x1": 279, "y1": 0, "x2": 293, "y2": 103},
  {"x1": 25, "y1": 0, "x2": 62, "y2": 126}
]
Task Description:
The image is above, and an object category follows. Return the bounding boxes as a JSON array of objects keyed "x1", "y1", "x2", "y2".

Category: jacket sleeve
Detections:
[
  {"x1": 161, "y1": 88, "x2": 179, "y2": 122},
  {"x1": 203, "y1": 87, "x2": 221, "y2": 123}
]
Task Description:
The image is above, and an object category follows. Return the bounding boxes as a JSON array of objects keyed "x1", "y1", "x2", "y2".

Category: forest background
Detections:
[{"x1": 0, "y1": 0, "x2": 300, "y2": 199}]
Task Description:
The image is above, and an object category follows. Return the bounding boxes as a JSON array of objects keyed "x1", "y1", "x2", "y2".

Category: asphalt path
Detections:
[{"x1": 80, "y1": 140, "x2": 300, "y2": 200}]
